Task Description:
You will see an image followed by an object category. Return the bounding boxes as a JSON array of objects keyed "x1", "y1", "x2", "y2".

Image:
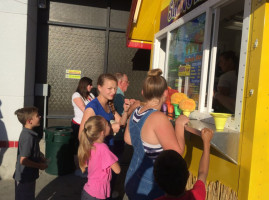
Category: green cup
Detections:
[{"x1": 172, "y1": 104, "x2": 182, "y2": 119}]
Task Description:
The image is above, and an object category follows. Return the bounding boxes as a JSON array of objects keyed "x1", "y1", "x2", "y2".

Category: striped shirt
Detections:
[{"x1": 132, "y1": 107, "x2": 163, "y2": 160}]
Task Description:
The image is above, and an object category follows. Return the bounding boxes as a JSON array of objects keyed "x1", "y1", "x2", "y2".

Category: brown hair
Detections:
[
  {"x1": 142, "y1": 69, "x2": 167, "y2": 101},
  {"x1": 220, "y1": 51, "x2": 239, "y2": 74},
  {"x1": 14, "y1": 107, "x2": 39, "y2": 126},
  {"x1": 78, "y1": 116, "x2": 107, "y2": 172},
  {"x1": 97, "y1": 73, "x2": 117, "y2": 87},
  {"x1": 97, "y1": 73, "x2": 117, "y2": 116},
  {"x1": 76, "y1": 77, "x2": 92, "y2": 100}
]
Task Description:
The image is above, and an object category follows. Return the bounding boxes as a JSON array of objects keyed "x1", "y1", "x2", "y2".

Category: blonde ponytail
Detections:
[{"x1": 78, "y1": 116, "x2": 107, "y2": 172}]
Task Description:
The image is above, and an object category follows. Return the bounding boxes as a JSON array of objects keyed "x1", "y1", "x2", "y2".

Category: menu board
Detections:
[{"x1": 167, "y1": 13, "x2": 206, "y2": 105}]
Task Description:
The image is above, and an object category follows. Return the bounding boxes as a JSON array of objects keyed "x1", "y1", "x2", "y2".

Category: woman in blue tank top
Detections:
[
  {"x1": 124, "y1": 69, "x2": 190, "y2": 200},
  {"x1": 79, "y1": 73, "x2": 132, "y2": 148}
]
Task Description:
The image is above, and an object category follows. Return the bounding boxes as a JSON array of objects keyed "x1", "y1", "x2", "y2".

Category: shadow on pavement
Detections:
[
  {"x1": 36, "y1": 174, "x2": 87, "y2": 200},
  {"x1": 36, "y1": 143, "x2": 133, "y2": 200}
]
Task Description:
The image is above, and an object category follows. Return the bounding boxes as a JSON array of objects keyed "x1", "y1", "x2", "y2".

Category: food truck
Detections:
[{"x1": 127, "y1": 0, "x2": 269, "y2": 199}]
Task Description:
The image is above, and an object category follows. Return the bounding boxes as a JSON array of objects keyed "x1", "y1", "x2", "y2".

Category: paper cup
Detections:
[
  {"x1": 183, "y1": 110, "x2": 191, "y2": 117},
  {"x1": 110, "y1": 120, "x2": 117, "y2": 135},
  {"x1": 210, "y1": 113, "x2": 232, "y2": 131}
]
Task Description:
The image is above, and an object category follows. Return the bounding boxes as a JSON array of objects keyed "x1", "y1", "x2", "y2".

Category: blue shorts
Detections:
[{"x1": 81, "y1": 190, "x2": 103, "y2": 200}]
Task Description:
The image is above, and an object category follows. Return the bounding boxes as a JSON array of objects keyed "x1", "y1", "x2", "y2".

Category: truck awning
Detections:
[{"x1": 126, "y1": 0, "x2": 161, "y2": 49}]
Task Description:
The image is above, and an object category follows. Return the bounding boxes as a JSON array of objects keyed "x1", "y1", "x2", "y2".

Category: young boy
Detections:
[
  {"x1": 13, "y1": 107, "x2": 48, "y2": 200},
  {"x1": 154, "y1": 128, "x2": 213, "y2": 200}
]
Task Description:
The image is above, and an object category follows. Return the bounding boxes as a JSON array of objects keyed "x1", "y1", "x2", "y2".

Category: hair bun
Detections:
[{"x1": 147, "y1": 69, "x2": 163, "y2": 77}]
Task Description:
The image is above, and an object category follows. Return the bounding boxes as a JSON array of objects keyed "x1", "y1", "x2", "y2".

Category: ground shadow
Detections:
[
  {"x1": 112, "y1": 143, "x2": 133, "y2": 200},
  {"x1": 37, "y1": 127, "x2": 81, "y2": 199},
  {"x1": 36, "y1": 174, "x2": 86, "y2": 200}
]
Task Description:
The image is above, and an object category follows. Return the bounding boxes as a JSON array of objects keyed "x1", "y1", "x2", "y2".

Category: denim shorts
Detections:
[{"x1": 81, "y1": 190, "x2": 103, "y2": 200}]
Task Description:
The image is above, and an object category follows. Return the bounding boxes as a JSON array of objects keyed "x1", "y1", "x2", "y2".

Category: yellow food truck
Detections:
[{"x1": 127, "y1": 0, "x2": 269, "y2": 199}]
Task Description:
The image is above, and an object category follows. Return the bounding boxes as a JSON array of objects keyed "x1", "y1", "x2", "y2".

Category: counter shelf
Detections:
[{"x1": 171, "y1": 119, "x2": 240, "y2": 165}]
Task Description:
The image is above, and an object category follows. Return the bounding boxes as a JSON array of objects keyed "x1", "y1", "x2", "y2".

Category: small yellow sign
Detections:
[
  {"x1": 178, "y1": 65, "x2": 191, "y2": 76},
  {"x1": 66, "y1": 69, "x2": 82, "y2": 79},
  {"x1": 66, "y1": 70, "x2": 81, "y2": 75},
  {"x1": 65, "y1": 74, "x2": 81, "y2": 79}
]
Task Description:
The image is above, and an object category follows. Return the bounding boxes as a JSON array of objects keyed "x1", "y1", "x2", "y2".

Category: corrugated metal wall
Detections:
[
  {"x1": 35, "y1": 0, "x2": 148, "y2": 127},
  {"x1": 47, "y1": 26, "x2": 105, "y2": 116},
  {"x1": 107, "y1": 32, "x2": 147, "y2": 101}
]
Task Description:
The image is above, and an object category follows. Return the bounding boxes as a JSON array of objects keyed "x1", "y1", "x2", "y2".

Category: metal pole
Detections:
[
  {"x1": 104, "y1": 0, "x2": 111, "y2": 73},
  {"x1": 43, "y1": 95, "x2": 47, "y2": 133}
]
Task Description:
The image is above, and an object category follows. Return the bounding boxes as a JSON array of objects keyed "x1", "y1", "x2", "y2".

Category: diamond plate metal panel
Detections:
[
  {"x1": 110, "y1": 0, "x2": 131, "y2": 29},
  {"x1": 49, "y1": 1, "x2": 107, "y2": 27},
  {"x1": 108, "y1": 32, "x2": 147, "y2": 101},
  {"x1": 47, "y1": 26, "x2": 105, "y2": 115},
  {"x1": 110, "y1": 9, "x2": 130, "y2": 29}
]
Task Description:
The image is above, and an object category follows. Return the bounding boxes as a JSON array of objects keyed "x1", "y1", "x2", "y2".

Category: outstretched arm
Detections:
[
  {"x1": 198, "y1": 128, "x2": 213, "y2": 184},
  {"x1": 174, "y1": 115, "x2": 189, "y2": 155},
  {"x1": 115, "y1": 99, "x2": 133, "y2": 126},
  {"x1": 127, "y1": 99, "x2": 140, "y2": 116}
]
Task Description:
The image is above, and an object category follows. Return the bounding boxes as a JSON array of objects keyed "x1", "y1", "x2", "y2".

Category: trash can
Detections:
[{"x1": 45, "y1": 126, "x2": 75, "y2": 175}]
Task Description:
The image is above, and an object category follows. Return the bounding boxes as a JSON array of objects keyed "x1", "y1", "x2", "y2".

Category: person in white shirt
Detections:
[
  {"x1": 71, "y1": 77, "x2": 93, "y2": 176},
  {"x1": 214, "y1": 51, "x2": 238, "y2": 113}
]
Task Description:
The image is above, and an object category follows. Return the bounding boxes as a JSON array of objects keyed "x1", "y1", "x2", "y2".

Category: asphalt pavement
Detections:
[
  {"x1": 0, "y1": 170, "x2": 86, "y2": 200},
  {"x1": 0, "y1": 143, "x2": 133, "y2": 200}
]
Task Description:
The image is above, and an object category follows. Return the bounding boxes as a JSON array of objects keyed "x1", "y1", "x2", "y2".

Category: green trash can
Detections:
[{"x1": 45, "y1": 126, "x2": 75, "y2": 175}]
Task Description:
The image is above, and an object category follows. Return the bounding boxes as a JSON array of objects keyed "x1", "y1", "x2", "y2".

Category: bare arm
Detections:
[
  {"x1": 124, "y1": 119, "x2": 132, "y2": 145},
  {"x1": 111, "y1": 162, "x2": 121, "y2": 174},
  {"x1": 114, "y1": 99, "x2": 132, "y2": 126},
  {"x1": 152, "y1": 112, "x2": 185, "y2": 155},
  {"x1": 40, "y1": 152, "x2": 47, "y2": 163},
  {"x1": 20, "y1": 157, "x2": 47, "y2": 170},
  {"x1": 114, "y1": 111, "x2": 128, "y2": 127},
  {"x1": 127, "y1": 100, "x2": 140, "y2": 116},
  {"x1": 79, "y1": 108, "x2": 95, "y2": 139},
  {"x1": 73, "y1": 97, "x2": 86, "y2": 112},
  {"x1": 174, "y1": 115, "x2": 189, "y2": 155},
  {"x1": 197, "y1": 128, "x2": 213, "y2": 184}
]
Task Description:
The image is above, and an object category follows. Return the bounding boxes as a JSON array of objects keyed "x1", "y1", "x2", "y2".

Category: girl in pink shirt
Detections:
[{"x1": 78, "y1": 116, "x2": 121, "y2": 200}]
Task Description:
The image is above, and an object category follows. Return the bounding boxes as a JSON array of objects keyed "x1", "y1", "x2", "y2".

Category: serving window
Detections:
[
  {"x1": 153, "y1": 0, "x2": 250, "y2": 132},
  {"x1": 167, "y1": 13, "x2": 206, "y2": 109}
]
